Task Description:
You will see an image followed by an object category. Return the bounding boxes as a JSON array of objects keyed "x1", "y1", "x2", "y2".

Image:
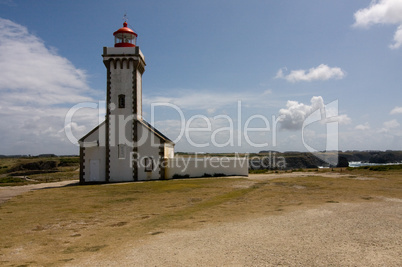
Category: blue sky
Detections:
[{"x1": 1, "y1": 0, "x2": 402, "y2": 155}]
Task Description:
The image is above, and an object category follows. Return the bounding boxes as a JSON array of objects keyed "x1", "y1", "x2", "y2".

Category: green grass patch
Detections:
[{"x1": 0, "y1": 177, "x2": 28, "y2": 184}]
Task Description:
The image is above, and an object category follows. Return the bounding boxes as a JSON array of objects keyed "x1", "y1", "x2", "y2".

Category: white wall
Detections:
[
  {"x1": 165, "y1": 157, "x2": 248, "y2": 178},
  {"x1": 136, "y1": 69, "x2": 142, "y2": 118},
  {"x1": 81, "y1": 123, "x2": 106, "y2": 182},
  {"x1": 136, "y1": 122, "x2": 163, "y2": 181},
  {"x1": 108, "y1": 60, "x2": 136, "y2": 182}
]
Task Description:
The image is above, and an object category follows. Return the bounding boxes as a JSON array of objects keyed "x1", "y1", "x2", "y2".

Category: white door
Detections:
[{"x1": 89, "y1": 160, "x2": 100, "y2": 182}]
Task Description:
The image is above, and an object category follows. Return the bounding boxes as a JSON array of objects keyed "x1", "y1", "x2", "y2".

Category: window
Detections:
[
  {"x1": 118, "y1": 94, "x2": 125, "y2": 108},
  {"x1": 144, "y1": 157, "x2": 154, "y2": 172},
  {"x1": 118, "y1": 144, "x2": 126, "y2": 159}
]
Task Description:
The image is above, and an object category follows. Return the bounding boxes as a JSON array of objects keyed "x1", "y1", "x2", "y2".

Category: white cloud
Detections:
[
  {"x1": 390, "y1": 106, "x2": 402, "y2": 114},
  {"x1": 144, "y1": 89, "x2": 279, "y2": 112},
  {"x1": 278, "y1": 96, "x2": 324, "y2": 130},
  {"x1": 278, "y1": 96, "x2": 351, "y2": 131},
  {"x1": 355, "y1": 122, "x2": 370, "y2": 130},
  {"x1": 353, "y1": 0, "x2": 402, "y2": 27},
  {"x1": 0, "y1": 18, "x2": 96, "y2": 105},
  {"x1": 390, "y1": 25, "x2": 402, "y2": 49},
  {"x1": 353, "y1": 0, "x2": 402, "y2": 49},
  {"x1": 333, "y1": 114, "x2": 352, "y2": 125},
  {"x1": 262, "y1": 89, "x2": 272, "y2": 95},
  {"x1": 379, "y1": 119, "x2": 400, "y2": 133},
  {"x1": 207, "y1": 108, "x2": 216, "y2": 115},
  {"x1": 384, "y1": 119, "x2": 400, "y2": 129},
  {"x1": 153, "y1": 115, "x2": 236, "y2": 151},
  {"x1": 0, "y1": 18, "x2": 99, "y2": 155},
  {"x1": 275, "y1": 64, "x2": 345, "y2": 83}
]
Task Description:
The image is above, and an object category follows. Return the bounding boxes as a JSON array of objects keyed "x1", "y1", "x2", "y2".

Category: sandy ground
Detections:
[
  {"x1": 0, "y1": 180, "x2": 79, "y2": 204},
  {"x1": 74, "y1": 200, "x2": 401, "y2": 267},
  {"x1": 74, "y1": 173, "x2": 401, "y2": 267}
]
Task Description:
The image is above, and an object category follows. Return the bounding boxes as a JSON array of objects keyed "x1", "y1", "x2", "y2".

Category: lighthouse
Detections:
[
  {"x1": 104, "y1": 21, "x2": 144, "y2": 120},
  {"x1": 79, "y1": 21, "x2": 174, "y2": 183},
  {"x1": 78, "y1": 20, "x2": 248, "y2": 183}
]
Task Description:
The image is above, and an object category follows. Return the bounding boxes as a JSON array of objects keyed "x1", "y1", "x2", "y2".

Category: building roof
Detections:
[
  {"x1": 79, "y1": 119, "x2": 174, "y2": 145},
  {"x1": 113, "y1": 22, "x2": 138, "y2": 37}
]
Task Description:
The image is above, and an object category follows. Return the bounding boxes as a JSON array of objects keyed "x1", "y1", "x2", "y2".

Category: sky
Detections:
[{"x1": 0, "y1": 0, "x2": 402, "y2": 155}]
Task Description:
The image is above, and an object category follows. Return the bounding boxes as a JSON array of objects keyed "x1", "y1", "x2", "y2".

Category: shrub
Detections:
[
  {"x1": 0, "y1": 177, "x2": 26, "y2": 184},
  {"x1": 369, "y1": 166, "x2": 388, "y2": 171},
  {"x1": 58, "y1": 157, "x2": 80, "y2": 166},
  {"x1": 10, "y1": 160, "x2": 57, "y2": 172},
  {"x1": 349, "y1": 164, "x2": 402, "y2": 171},
  {"x1": 368, "y1": 165, "x2": 402, "y2": 171}
]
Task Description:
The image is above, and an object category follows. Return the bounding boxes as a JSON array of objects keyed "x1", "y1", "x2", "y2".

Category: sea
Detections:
[
  {"x1": 318, "y1": 161, "x2": 402, "y2": 168},
  {"x1": 348, "y1": 161, "x2": 402, "y2": 168}
]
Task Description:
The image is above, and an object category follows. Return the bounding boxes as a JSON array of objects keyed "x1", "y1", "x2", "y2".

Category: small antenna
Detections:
[{"x1": 123, "y1": 12, "x2": 128, "y2": 23}]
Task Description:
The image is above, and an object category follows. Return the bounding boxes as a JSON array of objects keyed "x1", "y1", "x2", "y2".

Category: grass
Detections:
[
  {"x1": 0, "y1": 168, "x2": 401, "y2": 266},
  {"x1": 249, "y1": 169, "x2": 268, "y2": 174},
  {"x1": 0, "y1": 157, "x2": 79, "y2": 186},
  {"x1": 0, "y1": 176, "x2": 29, "y2": 185}
]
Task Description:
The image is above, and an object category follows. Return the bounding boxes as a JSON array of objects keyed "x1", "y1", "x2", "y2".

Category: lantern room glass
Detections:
[{"x1": 115, "y1": 33, "x2": 136, "y2": 46}]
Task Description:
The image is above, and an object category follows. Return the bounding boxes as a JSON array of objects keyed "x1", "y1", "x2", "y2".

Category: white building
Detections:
[
  {"x1": 79, "y1": 22, "x2": 174, "y2": 183},
  {"x1": 79, "y1": 22, "x2": 248, "y2": 184}
]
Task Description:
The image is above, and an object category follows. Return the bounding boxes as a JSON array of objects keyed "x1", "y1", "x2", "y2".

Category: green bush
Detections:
[
  {"x1": 369, "y1": 166, "x2": 388, "y2": 171},
  {"x1": 350, "y1": 164, "x2": 402, "y2": 171},
  {"x1": 58, "y1": 157, "x2": 80, "y2": 166},
  {"x1": 368, "y1": 165, "x2": 402, "y2": 171},
  {"x1": 0, "y1": 177, "x2": 26, "y2": 184}
]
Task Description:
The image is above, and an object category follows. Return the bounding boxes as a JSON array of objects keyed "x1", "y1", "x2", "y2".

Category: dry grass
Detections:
[{"x1": 0, "y1": 169, "x2": 401, "y2": 266}]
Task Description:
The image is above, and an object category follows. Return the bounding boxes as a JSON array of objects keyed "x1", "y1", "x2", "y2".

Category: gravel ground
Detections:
[{"x1": 79, "y1": 200, "x2": 402, "y2": 266}]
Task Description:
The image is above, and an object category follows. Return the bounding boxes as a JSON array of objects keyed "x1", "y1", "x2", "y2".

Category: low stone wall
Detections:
[{"x1": 165, "y1": 157, "x2": 248, "y2": 178}]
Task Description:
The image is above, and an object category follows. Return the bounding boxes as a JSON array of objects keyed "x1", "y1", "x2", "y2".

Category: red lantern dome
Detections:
[{"x1": 113, "y1": 22, "x2": 137, "y2": 47}]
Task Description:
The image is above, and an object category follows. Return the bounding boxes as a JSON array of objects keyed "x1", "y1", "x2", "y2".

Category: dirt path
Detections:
[{"x1": 0, "y1": 180, "x2": 79, "y2": 204}]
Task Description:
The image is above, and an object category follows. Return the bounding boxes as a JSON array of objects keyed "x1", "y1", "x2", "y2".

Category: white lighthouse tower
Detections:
[
  {"x1": 103, "y1": 22, "x2": 145, "y2": 182},
  {"x1": 79, "y1": 21, "x2": 174, "y2": 183}
]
